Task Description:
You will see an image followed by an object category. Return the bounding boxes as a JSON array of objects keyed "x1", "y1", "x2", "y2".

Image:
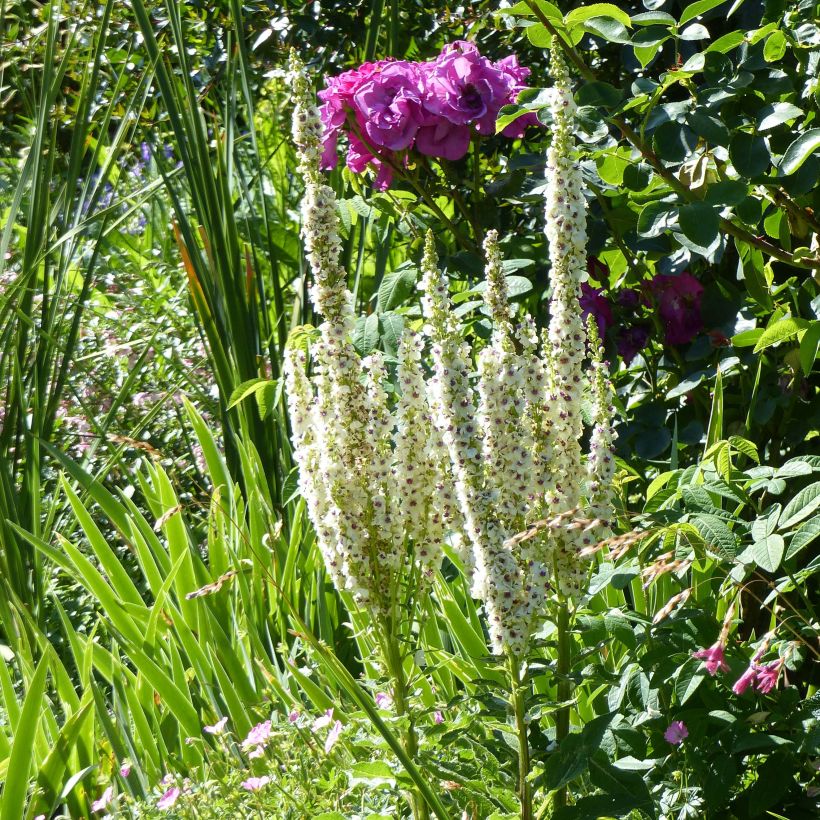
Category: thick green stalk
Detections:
[
  {"x1": 509, "y1": 652, "x2": 532, "y2": 820},
  {"x1": 553, "y1": 601, "x2": 572, "y2": 810}
]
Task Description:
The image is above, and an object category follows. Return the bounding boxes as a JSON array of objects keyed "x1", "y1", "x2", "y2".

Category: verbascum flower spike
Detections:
[{"x1": 544, "y1": 39, "x2": 587, "y2": 515}]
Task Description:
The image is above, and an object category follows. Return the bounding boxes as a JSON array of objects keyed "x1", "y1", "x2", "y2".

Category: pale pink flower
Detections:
[
  {"x1": 434, "y1": 711, "x2": 444, "y2": 725},
  {"x1": 157, "y1": 786, "x2": 180, "y2": 810},
  {"x1": 91, "y1": 786, "x2": 114, "y2": 813},
  {"x1": 755, "y1": 659, "x2": 783, "y2": 693},
  {"x1": 241, "y1": 776, "x2": 271, "y2": 791},
  {"x1": 375, "y1": 692, "x2": 392, "y2": 709},
  {"x1": 204, "y1": 716, "x2": 228, "y2": 734},
  {"x1": 324, "y1": 719, "x2": 343, "y2": 753},
  {"x1": 119, "y1": 763, "x2": 131, "y2": 778},
  {"x1": 288, "y1": 709, "x2": 300, "y2": 724},
  {"x1": 732, "y1": 665, "x2": 758, "y2": 695},
  {"x1": 247, "y1": 745, "x2": 265, "y2": 759},
  {"x1": 692, "y1": 643, "x2": 729, "y2": 676},
  {"x1": 34, "y1": 815, "x2": 46, "y2": 820},
  {"x1": 664, "y1": 721, "x2": 688, "y2": 745},
  {"x1": 312, "y1": 708, "x2": 334, "y2": 733},
  {"x1": 241, "y1": 720, "x2": 271, "y2": 750}
]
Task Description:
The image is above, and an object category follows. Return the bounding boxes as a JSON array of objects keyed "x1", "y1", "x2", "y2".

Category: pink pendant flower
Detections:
[
  {"x1": 91, "y1": 786, "x2": 114, "y2": 813},
  {"x1": 692, "y1": 642, "x2": 729, "y2": 676},
  {"x1": 732, "y1": 664, "x2": 758, "y2": 695},
  {"x1": 755, "y1": 659, "x2": 783, "y2": 693},
  {"x1": 664, "y1": 720, "x2": 688, "y2": 745}
]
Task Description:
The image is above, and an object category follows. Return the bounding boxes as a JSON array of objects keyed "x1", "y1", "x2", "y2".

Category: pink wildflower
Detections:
[
  {"x1": 91, "y1": 786, "x2": 114, "y2": 813},
  {"x1": 324, "y1": 720, "x2": 343, "y2": 753},
  {"x1": 692, "y1": 643, "x2": 729, "y2": 676},
  {"x1": 434, "y1": 710, "x2": 444, "y2": 725},
  {"x1": 732, "y1": 665, "x2": 758, "y2": 695},
  {"x1": 241, "y1": 720, "x2": 271, "y2": 750},
  {"x1": 755, "y1": 659, "x2": 783, "y2": 693},
  {"x1": 119, "y1": 762, "x2": 131, "y2": 778},
  {"x1": 157, "y1": 786, "x2": 180, "y2": 810},
  {"x1": 204, "y1": 716, "x2": 228, "y2": 734},
  {"x1": 312, "y1": 708, "x2": 334, "y2": 733},
  {"x1": 288, "y1": 709, "x2": 300, "y2": 724},
  {"x1": 247, "y1": 745, "x2": 265, "y2": 759},
  {"x1": 241, "y1": 776, "x2": 271, "y2": 792},
  {"x1": 664, "y1": 721, "x2": 688, "y2": 745},
  {"x1": 375, "y1": 692, "x2": 392, "y2": 709}
]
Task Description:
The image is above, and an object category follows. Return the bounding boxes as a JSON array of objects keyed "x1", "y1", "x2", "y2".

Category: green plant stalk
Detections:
[
  {"x1": 508, "y1": 652, "x2": 532, "y2": 820},
  {"x1": 553, "y1": 600, "x2": 572, "y2": 811}
]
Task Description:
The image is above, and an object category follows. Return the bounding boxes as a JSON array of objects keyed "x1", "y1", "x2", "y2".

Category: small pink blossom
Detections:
[
  {"x1": 732, "y1": 665, "x2": 758, "y2": 695},
  {"x1": 755, "y1": 659, "x2": 783, "y2": 693},
  {"x1": 34, "y1": 815, "x2": 46, "y2": 820},
  {"x1": 434, "y1": 710, "x2": 444, "y2": 725},
  {"x1": 157, "y1": 786, "x2": 180, "y2": 810},
  {"x1": 288, "y1": 709, "x2": 300, "y2": 724},
  {"x1": 119, "y1": 762, "x2": 131, "y2": 778},
  {"x1": 375, "y1": 692, "x2": 392, "y2": 709},
  {"x1": 204, "y1": 716, "x2": 228, "y2": 734},
  {"x1": 692, "y1": 643, "x2": 729, "y2": 676},
  {"x1": 664, "y1": 720, "x2": 688, "y2": 745},
  {"x1": 241, "y1": 776, "x2": 271, "y2": 791},
  {"x1": 324, "y1": 719, "x2": 343, "y2": 753},
  {"x1": 241, "y1": 720, "x2": 271, "y2": 750},
  {"x1": 247, "y1": 745, "x2": 265, "y2": 759},
  {"x1": 91, "y1": 786, "x2": 114, "y2": 813},
  {"x1": 312, "y1": 708, "x2": 334, "y2": 733}
]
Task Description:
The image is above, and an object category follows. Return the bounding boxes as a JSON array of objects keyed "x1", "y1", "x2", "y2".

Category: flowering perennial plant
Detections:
[{"x1": 318, "y1": 41, "x2": 538, "y2": 187}]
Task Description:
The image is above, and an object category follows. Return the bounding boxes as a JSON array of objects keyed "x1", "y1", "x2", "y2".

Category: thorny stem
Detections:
[
  {"x1": 522, "y1": 0, "x2": 820, "y2": 271},
  {"x1": 509, "y1": 652, "x2": 533, "y2": 820}
]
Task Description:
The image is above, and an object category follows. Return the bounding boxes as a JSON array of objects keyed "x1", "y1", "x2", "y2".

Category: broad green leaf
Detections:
[
  {"x1": 779, "y1": 481, "x2": 820, "y2": 529},
  {"x1": 680, "y1": 23, "x2": 709, "y2": 40},
  {"x1": 785, "y1": 515, "x2": 820, "y2": 560},
  {"x1": 675, "y1": 660, "x2": 706, "y2": 705},
  {"x1": 780, "y1": 128, "x2": 820, "y2": 176},
  {"x1": 526, "y1": 23, "x2": 553, "y2": 47},
  {"x1": 377, "y1": 267, "x2": 416, "y2": 312},
  {"x1": 731, "y1": 328, "x2": 763, "y2": 347},
  {"x1": 757, "y1": 102, "x2": 803, "y2": 132},
  {"x1": 763, "y1": 30, "x2": 787, "y2": 62},
  {"x1": 748, "y1": 534, "x2": 785, "y2": 573},
  {"x1": 680, "y1": 0, "x2": 728, "y2": 25},
  {"x1": 350, "y1": 761, "x2": 396, "y2": 789},
  {"x1": 583, "y1": 17, "x2": 632, "y2": 43},
  {"x1": 705, "y1": 30, "x2": 745, "y2": 52},
  {"x1": 679, "y1": 202, "x2": 719, "y2": 249},
  {"x1": 753, "y1": 317, "x2": 807, "y2": 352},
  {"x1": 729, "y1": 132, "x2": 770, "y2": 178},
  {"x1": 799, "y1": 322, "x2": 820, "y2": 375},
  {"x1": 637, "y1": 200, "x2": 677, "y2": 237},
  {"x1": 631, "y1": 11, "x2": 676, "y2": 25},
  {"x1": 691, "y1": 513, "x2": 736, "y2": 559},
  {"x1": 352, "y1": 312, "x2": 380, "y2": 355},
  {"x1": 576, "y1": 81, "x2": 622, "y2": 109},
  {"x1": 565, "y1": 4, "x2": 633, "y2": 29},
  {"x1": 228, "y1": 377, "x2": 270, "y2": 409}
]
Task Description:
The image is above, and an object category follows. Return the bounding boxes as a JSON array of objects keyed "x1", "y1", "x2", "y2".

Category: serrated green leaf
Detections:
[
  {"x1": 785, "y1": 515, "x2": 820, "y2": 560},
  {"x1": 377, "y1": 268, "x2": 416, "y2": 312},
  {"x1": 753, "y1": 317, "x2": 807, "y2": 352},
  {"x1": 691, "y1": 513, "x2": 737, "y2": 559},
  {"x1": 780, "y1": 481, "x2": 820, "y2": 529}
]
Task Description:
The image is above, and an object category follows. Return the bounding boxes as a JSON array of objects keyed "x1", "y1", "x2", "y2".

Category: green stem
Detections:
[
  {"x1": 386, "y1": 627, "x2": 429, "y2": 820},
  {"x1": 553, "y1": 600, "x2": 572, "y2": 811},
  {"x1": 509, "y1": 652, "x2": 532, "y2": 820}
]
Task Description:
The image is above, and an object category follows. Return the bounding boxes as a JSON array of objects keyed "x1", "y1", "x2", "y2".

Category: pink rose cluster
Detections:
[
  {"x1": 319, "y1": 41, "x2": 539, "y2": 189},
  {"x1": 580, "y1": 267, "x2": 704, "y2": 363}
]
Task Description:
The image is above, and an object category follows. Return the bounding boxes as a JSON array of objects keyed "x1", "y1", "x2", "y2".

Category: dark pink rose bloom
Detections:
[
  {"x1": 353, "y1": 61, "x2": 424, "y2": 151},
  {"x1": 732, "y1": 664, "x2": 758, "y2": 695},
  {"x1": 664, "y1": 720, "x2": 688, "y2": 745},
  {"x1": 415, "y1": 115, "x2": 472, "y2": 160},
  {"x1": 755, "y1": 659, "x2": 783, "y2": 693},
  {"x1": 617, "y1": 288, "x2": 641, "y2": 310},
  {"x1": 495, "y1": 55, "x2": 539, "y2": 138},
  {"x1": 319, "y1": 61, "x2": 386, "y2": 169},
  {"x1": 693, "y1": 643, "x2": 729, "y2": 676},
  {"x1": 646, "y1": 272, "x2": 704, "y2": 345},
  {"x1": 423, "y1": 41, "x2": 511, "y2": 134},
  {"x1": 580, "y1": 282, "x2": 613, "y2": 337},
  {"x1": 616, "y1": 325, "x2": 650, "y2": 363}
]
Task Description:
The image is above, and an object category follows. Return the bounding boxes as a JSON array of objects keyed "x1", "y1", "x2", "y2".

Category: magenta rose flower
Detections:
[
  {"x1": 415, "y1": 114, "x2": 472, "y2": 161},
  {"x1": 353, "y1": 61, "x2": 424, "y2": 151},
  {"x1": 580, "y1": 282, "x2": 613, "y2": 337},
  {"x1": 646, "y1": 272, "x2": 704, "y2": 345},
  {"x1": 423, "y1": 41, "x2": 512, "y2": 135}
]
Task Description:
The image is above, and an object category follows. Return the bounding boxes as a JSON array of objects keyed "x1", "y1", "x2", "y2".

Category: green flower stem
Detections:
[
  {"x1": 553, "y1": 600, "x2": 572, "y2": 811},
  {"x1": 508, "y1": 652, "x2": 532, "y2": 820}
]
